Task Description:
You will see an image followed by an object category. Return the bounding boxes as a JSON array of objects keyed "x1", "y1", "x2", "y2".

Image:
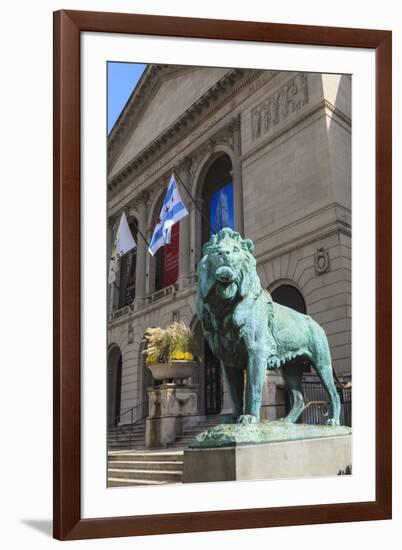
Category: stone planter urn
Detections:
[{"x1": 147, "y1": 361, "x2": 197, "y2": 382}]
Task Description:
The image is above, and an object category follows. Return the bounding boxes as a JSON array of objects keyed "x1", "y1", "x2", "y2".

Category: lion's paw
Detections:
[
  {"x1": 326, "y1": 418, "x2": 340, "y2": 426},
  {"x1": 237, "y1": 414, "x2": 258, "y2": 424}
]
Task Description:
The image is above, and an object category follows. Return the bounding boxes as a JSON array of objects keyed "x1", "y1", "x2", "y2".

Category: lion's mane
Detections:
[{"x1": 196, "y1": 228, "x2": 275, "y2": 358}]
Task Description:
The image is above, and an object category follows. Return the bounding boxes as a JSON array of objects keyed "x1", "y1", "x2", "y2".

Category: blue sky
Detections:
[{"x1": 107, "y1": 62, "x2": 147, "y2": 133}]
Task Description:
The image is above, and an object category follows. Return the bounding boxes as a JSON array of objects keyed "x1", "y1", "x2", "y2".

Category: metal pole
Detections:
[
  {"x1": 173, "y1": 171, "x2": 217, "y2": 235},
  {"x1": 135, "y1": 225, "x2": 151, "y2": 250}
]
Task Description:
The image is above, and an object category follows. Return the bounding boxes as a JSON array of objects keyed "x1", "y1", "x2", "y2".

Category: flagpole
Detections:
[
  {"x1": 112, "y1": 211, "x2": 151, "y2": 256},
  {"x1": 173, "y1": 171, "x2": 217, "y2": 235},
  {"x1": 135, "y1": 225, "x2": 151, "y2": 250}
]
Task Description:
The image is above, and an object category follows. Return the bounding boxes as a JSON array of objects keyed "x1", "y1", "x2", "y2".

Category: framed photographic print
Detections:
[{"x1": 53, "y1": 10, "x2": 392, "y2": 541}]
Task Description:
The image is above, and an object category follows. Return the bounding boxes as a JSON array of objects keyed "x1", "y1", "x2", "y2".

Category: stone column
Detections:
[
  {"x1": 108, "y1": 215, "x2": 119, "y2": 312},
  {"x1": 177, "y1": 159, "x2": 192, "y2": 290},
  {"x1": 130, "y1": 192, "x2": 148, "y2": 308},
  {"x1": 107, "y1": 218, "x2": 114, "y2": 315},
  {"x1": 190, "y1": 198, "x2": 203, "y2": 275},
  {"x1": 230, "y1": 114, "x2": 244, "y2": 236},
  {"x1": 145, "y1": 225, "x2": 153, "y2": 296}
]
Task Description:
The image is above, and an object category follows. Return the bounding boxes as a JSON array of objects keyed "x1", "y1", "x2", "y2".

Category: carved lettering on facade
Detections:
[{"x1": 251, "y1": 73, "x2": 309, "y2": 141}]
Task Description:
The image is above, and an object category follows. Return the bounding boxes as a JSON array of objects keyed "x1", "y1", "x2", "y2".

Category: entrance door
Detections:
[
  {"x1": 107, "y1": 348, "x2": 122, "y2": 426},
  {"x1": 204, "y1": 340, "x2": 222, "y2": 415}
]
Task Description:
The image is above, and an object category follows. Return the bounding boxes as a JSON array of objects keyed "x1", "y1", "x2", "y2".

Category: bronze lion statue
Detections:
[{"x1": 196, "y1": 228, "x2": 341, "y2": 425}]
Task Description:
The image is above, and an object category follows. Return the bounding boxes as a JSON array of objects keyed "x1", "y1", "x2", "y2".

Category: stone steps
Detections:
[
  {"x1": 108, "y1": 468, "x2": 182, "y2": 482},
  {"x1": 168, "y1": 415, "x2": 223, "y2": 448},
  {"x1": 108, "y1": 478, "x2": 170, "y2": 487},
  {"x1": 108, "y1": 415, "x2": 223, "y2": 451},
  {"x1": 109, "y1": 450, "x2": 183, "y2": 462},
  {"x1": 108, "y1": 450, "x2": 184, "y2": 487},
  {"x1": 110, "y1": 460, "x2": 182, "y2": 471},
  {"x1": 108, "y1": 421, "x2": 146, "y2": 451}
]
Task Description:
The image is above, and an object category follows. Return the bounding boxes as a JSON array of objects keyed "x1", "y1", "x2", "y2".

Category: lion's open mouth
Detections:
[
  {"x1": 215, "y1": 280, "x2": 238, "y2": 300},
  {"x1": 213, "y1": 266, "x2": 238, "y2": 300}
]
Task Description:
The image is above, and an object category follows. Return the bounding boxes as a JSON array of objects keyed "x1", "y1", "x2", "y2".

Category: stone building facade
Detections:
[{"x1": 107, "y1": 65, "x2": 351, "y2": 428}]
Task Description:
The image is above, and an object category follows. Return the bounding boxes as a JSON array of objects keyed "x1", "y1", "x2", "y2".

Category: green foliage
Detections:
[{"x1": 143, "y1": 321, "x2": 195, "y2": 364}]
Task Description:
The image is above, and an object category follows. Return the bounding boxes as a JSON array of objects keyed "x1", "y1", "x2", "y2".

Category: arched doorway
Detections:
[
  {"x1": 271, "y1": 284, "x2": 309, "y2": 416},
  {"x1": 201, "y1": 154, "x2": 234, "y2": 247},
  {"x1": 107, "y1": 346, "x2": 122, "y2": 426},
  {"x1": 192, "y1": 155, "x2": 234, "y2": 416},
  {"x1": 271, "y1": 284, "x2": 306, "y2": 314},
  {"x1": 192, "y1": 319, "x2": 223, "y2": 416},
  {"x1": 204, "y1": 340, "x2": 223, "y2": 415}
]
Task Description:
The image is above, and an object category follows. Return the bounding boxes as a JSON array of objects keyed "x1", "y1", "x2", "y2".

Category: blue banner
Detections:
[{"x1": 209, "y1": 182, "x2": 234, "y2": 234}]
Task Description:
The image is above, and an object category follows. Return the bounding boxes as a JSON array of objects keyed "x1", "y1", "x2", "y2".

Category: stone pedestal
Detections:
[
  {"x1": 183, "y1": 422, "x2": 352, "y2": 483},
  {"x1": 146, "y1": 383, "x2": 198, "y2": 448}
]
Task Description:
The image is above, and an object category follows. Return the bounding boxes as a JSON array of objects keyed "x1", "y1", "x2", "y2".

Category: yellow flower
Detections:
[{"x1": 171, "y1": 350, "x2": 194, "y2": 361}]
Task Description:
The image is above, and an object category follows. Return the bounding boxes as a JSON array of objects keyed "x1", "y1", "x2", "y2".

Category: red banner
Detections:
[{"x1": 163, "y1": 223, "x2": 179, "y2": 287}]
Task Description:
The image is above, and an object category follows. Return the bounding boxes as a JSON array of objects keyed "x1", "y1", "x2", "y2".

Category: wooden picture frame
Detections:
[{"x1": 53, "y1": 10, "x2": 392, "y2": 541}]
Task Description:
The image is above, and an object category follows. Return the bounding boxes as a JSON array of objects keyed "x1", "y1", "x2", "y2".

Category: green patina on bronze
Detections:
[
  {"x1": 189, "y1": 420, "x2": 352, "y2": 449},
  {"x1": 197, "y1": 228, "x2": 343, "y2": 428}
]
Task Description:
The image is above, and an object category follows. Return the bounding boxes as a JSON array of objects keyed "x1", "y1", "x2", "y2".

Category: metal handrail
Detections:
[
  {"x1": 112, "y1": 403, "x2": 148, "y2": 450},
  {"x1": 115, "y1": 401, "x2": 146, "y2": 425}
]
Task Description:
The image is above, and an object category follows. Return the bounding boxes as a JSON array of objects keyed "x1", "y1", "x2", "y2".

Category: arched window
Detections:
[
  {"x1": 271, "y1": 284, "x2": 306, "y2": 314},
  {"x1": 118, "y1": 218, "x2": 138, "y2": 307},
  {"x1": 201, "y1": 154, "x2": 234, "y2": 246}
]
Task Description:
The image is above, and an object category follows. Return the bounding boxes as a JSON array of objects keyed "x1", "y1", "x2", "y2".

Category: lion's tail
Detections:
[{"x1": 333, "y1": 366, "x2": 352, "y2": 389}]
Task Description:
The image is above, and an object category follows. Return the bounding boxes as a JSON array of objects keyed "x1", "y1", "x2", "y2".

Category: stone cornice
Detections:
[
  {"x1": 108, "y1": 65, "x2": 168, "y2": 158},
  {"x1": 107, "y1": 68, "x2": 280, "y2": 216},
  {"x1": 108, "y1": 67, "x2": 283, "y2": 197},
  {"x1": 108, "y1": 117, "x2": 239, "y2": 217},
  {"x1": 107, "y1": 67, "x2": 250, "y2": 193}
]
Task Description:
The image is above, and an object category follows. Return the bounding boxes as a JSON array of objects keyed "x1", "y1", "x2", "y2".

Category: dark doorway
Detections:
[
  {"x1": 204, "y1": 340, "x2": 223, "y2": 415},
  {"x1": 271, "y1": 285, "x2": 308, "y2": 416},
  {"x1": 107, "y1": 347, "x2": 122, "y2": 426},
  {"x1": 271, "y1": 284, "x2": 306, "y2": 313}
]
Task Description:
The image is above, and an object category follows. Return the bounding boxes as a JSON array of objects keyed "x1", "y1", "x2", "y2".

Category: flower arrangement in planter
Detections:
[{"x1": 143, "y1": 322, "x2": 198, "y2": 382}]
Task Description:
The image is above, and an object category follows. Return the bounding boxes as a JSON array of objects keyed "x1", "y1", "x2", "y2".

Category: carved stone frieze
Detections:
[{"x1": 251, "y1": 73, "x2": 309, "y2": 141}]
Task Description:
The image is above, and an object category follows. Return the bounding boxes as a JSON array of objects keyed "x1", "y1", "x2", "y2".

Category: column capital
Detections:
[
  {"x1": 228, "y1": 113, "x2": 241, "y2": 133},
  {"x1": 174, "y1": 157, "x2": 193, "y2": 181},
  {"x1": 126, "y1": 191, "x2": 149, "y2": 219},
  {"x1": 189, "y1": 197, "x2": 203, "y2": 213},
  {"x1": 108, "y1": 214, "x2": 118, "y2": 230},
  {"x1": 136, "y1": 190, "x2": 150, "y2": 204}
]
